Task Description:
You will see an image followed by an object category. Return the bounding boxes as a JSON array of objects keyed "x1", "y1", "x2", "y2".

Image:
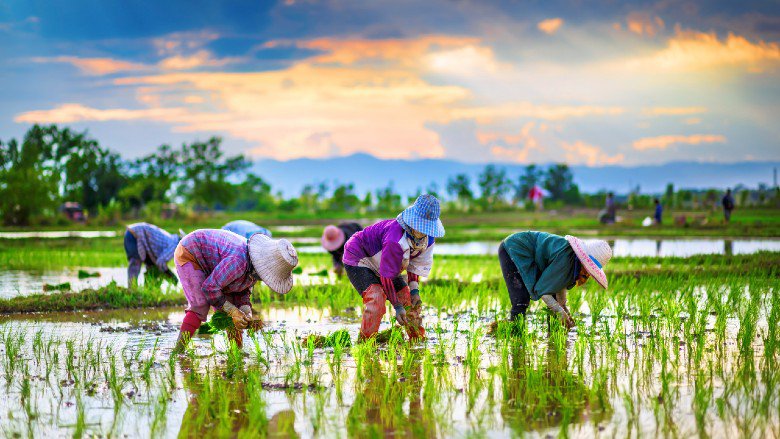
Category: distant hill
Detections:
[{"x1": 250, "y1": 153, "x2": 779, "y2": 197}]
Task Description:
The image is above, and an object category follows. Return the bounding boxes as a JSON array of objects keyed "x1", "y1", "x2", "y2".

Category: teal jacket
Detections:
[{"x1": 502, "y1": 231, "x2": 578, "y2": 301}]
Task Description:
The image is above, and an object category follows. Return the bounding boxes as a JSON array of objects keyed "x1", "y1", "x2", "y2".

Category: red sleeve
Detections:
[{"x1": 381, "y1": 276, "x2": 399, "y2": 306}]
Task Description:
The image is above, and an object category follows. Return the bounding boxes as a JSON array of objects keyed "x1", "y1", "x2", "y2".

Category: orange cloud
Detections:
[
  {"x1": 32, "y1": 56, "x2": 145, "y2": 75},
  {"x1": 626, "y1": 13, "x2": 664, "y2": 37},
  {"x1": 14, "y1": 103, "x2": 188, "y2": 123},
  {"x1": 562, "y1": 140, "x2": 624, "y2": 165},
  {"x1": 158, "y1": 50, "x2": 238, "y2": 70},
  {"x1": 452, "y1": 102, "x2": 624, "y2": 122},
  {"x1": 632, "y1": 134, "x2": 726, "y2": 150},
  {"x1": 537, "y1": 18, "x2": 563, "y2": 35},
  {"x1": 643, "y1": 106, "x2": 708, "y2": 116}
]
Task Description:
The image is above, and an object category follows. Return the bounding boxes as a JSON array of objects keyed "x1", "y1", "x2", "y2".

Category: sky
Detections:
[{"x1": 1, "y1": 0, "x2": 779, "y2": 166}]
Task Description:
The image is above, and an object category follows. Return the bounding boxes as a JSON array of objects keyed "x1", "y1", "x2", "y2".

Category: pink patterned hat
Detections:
[
  {"x1": 565, "y1": 235, "x2": 612, "y2": 289},
  {"x1": 321, "y1": 225, "x2": 346, "y2": 252}
]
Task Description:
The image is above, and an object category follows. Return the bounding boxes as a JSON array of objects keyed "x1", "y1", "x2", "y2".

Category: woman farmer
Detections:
[
  {"x1": 173, "y1": 229, "x2": 298, "y2": 351},
  {"x1": 321, "y1": 222, "x2": 363, "y2": 275},
  {"x1": 498, "y1": 231, "x2": 612, "y2": 328},
  {"x1": 125, "y1": 222, "x2": 183, "y2": 285},
  {"x1": 343, "y1": 194, "x2": 445, "y2": 340},
  {"x1": 222, "y1": 220, "x2": 273, "y2": 239}
]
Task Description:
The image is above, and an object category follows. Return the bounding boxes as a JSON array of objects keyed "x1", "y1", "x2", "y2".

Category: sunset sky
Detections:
[{"x1": 1, "y1": 0, "x2": 778, "y2": 166}]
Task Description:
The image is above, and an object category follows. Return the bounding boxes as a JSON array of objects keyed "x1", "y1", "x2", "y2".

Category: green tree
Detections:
[
  {"x1": 375, "y1": 183, "x2": 403, "y2": 213},
  {"x1": 477, "y1": 165, "x2": 511, "y2": 210},
  {"x1": 0, "y1": 136, "x2": 59, "y2": 225},
  {"x1": 232, "y1": 174, "x2": 275, "y2": 212},
  {"x1": 446, "y1": 173, "x2": 474, "y2": 209},
  {"x1": 515, "y1": 164, "x2": 541, "y2": 203},
  {"x1": 543, "y1": 163, "x2": 581, "y2": 204},
  {"x1": 120, "y1": 144, "x2": 181, "y2": 211},
  {"x1": 179, "y1": 137, "x2": 249, "y2": 209},
  {"x1": 329, "y1": 183, "x2": 361, "y2": 212}
]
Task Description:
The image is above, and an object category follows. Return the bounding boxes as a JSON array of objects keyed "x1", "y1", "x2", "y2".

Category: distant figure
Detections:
[
  {"x1": 222, "y1": 220, "x2": 272, "y2": 239},
  {"x1": 321, "y1": 222, "x2": 363, "y2": 275},
  {"x1": 599, "y1": 192, "x2": 616, "y2": 224},
  {"x1": 528, "y1": 185, "x2": 545, "y2": 210},
  {"x1": 125, "y1": 222, "x2": 182, "y2": 285},
  {"x1": 654, "y1": 198, "x2": 663, "y2": 225},
  {"x1": 722, "y1": 189, "x2": 735, "y2": 223}
]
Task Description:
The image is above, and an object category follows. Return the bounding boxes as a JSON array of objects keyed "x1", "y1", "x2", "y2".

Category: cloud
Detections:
[
  {"x1": 643, "y1": 106, "x2": 708, "y2": 116},
  {"x1": 561, "y1": 140, "x2": 624, "y2": 165},
  {"x1": 158, "y1": 50, "x2": 238, "y2": 70},
  {"x1": 14, "y1": 104, "x2": 189, "y2": 124},
  {"x1": 31, "y1": 56, "x2": 146, "y2": 75},
  {"x1": 632, "y1": 134, "x2": 726, "y2": 150},
  {"x1": 452, "y1": 102, "x2": 625, "y2": 123},
  {"x1": 626, "y1": 13, "x2": 665, "y2": 37},
  {"x1": 425, "y1": 45, "x2": 502, "y2": 76},
  {"x1": 537, "y1": 18, "x2": 564, "y2": 35}
]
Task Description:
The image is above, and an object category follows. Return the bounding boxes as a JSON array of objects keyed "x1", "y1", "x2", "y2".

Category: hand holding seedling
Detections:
[
  {"x1": 394, "y1": 304, "x2": 409, "y2": 326},
  {"x1": 410, "y1": 289, "x2": 421, "y2": 307},
  {"x1": 223, "y1": 302, "x2": 250, "y2": 330}
]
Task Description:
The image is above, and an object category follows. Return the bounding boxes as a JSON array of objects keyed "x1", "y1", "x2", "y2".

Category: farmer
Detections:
[
  {"x1": 173, "y1": 229, "x2": 298, "y2": 351},
  {"x1": 222, "y1": 220, "x2": 272, "y2": 239},
  {"x1": 124, "y1": 222, "x2": 182, "y2": 285},
  {"x1": 321, "y1": 222, "x2": 363, "y2": 275},
  {"x1": 654, "y1": 198, "x2": 663, "y2": 225},
  {"x1": 343, "y1": 194, "x2": 445, "y2": 341},
  {"x1": 498, "y1": 231, "x2": 612, "y2": 329},
  {"x1": 722, "y1": 189, "x2": 735, "y2": 223}
]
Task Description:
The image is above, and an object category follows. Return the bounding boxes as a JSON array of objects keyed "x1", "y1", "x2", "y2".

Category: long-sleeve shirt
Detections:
[
  {"x1": 222, "y1": 220, "x2": 272, "y2": 239},
  {"x1": 127, "y1": 223, "x2": 180, "y2": 272},
  {"x1": 179, "y1": 229, "x2": 257, "y2": 308},
  {"x1": 501, "y1": 231, "x2": 578, "y2": 301},
  {"x1": 329, "y1": 222, "x2": 363, "y2": 268},
  {"x1": 342, "y1": 219, "x2": 434, "y2": 306}
]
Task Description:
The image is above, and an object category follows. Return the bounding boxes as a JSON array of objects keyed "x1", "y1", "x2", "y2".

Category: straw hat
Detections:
[
  {"x1": 248, "y1": 233, "x2": 298, "y2": 294},
  {"x1": 399, "y1": 194, "x2": 445, "y2": 238},
  {"x1": 564, "y1": 235, "x2": 612, "y2": 289},
  {"x1": 321, "y1": 225, "x2": 346, "y2": 252}
]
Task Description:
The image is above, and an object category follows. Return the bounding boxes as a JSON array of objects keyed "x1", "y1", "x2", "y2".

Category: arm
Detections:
[
  {"x1": 201, "y1": 257, "x2": 246, "y2": 309},
  {"x1": 542, "y1": 294, "x2": 575, "y2": 329},
  {"x1": 379, "y1": 240, "x2": 405, "y2": 307}
]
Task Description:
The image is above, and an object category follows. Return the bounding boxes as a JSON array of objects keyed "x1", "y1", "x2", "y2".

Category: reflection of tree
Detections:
[
  {"x1": 346, "y1": 353, "x2": 436, "y2": 438},
  {"x1": 498, "y1": 334, "x2": 610, "y2": 435}
]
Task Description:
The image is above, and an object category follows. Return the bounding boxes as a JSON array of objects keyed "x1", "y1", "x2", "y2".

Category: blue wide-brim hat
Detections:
[{"x1": 400, "y1": 194, "x2": 445, "y2": 238}]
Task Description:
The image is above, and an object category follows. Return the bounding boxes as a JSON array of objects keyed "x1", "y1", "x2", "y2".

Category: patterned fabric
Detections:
[
  {"x1": 399, "y1": 194, "x2": 445, "y2": 238},
  {"x1": 179, "y1": 229, "x2": 256, "y2": 308},
  {"x1": 222, "y1": 220, "x2": 272, "y2": 239},
  {"x1": 127, "y1": 223, "x2": 180, "y2": 272},
  {"x1": 501, "y1": 231, "x2": 578, "y2": 301},
  {"x1": 342, "y1": 219, "x2": 435, "y2": 306}
]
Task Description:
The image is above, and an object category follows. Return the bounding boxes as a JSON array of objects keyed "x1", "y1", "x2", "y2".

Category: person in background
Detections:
[
  {"x1": 172, "y1": 229, "x2": 298, "y2": 351},
  {"x1": 498, "y1": 231, "x2": 612, "y2": 329},
  {"x1": 605, "y1": 192, "x2": 616, "y2": 223},
  {"x1": 654, "y1": 198, "x2": 663, "y2": 225},
  {"x1": 342, "y1": 194, "x2": 445, "y2": 341},
  {"x1": 722, "y1": 189, "x2": 735, "y2": 223},
  {"x1": 222, "y1": 220, "x2": 272, "y2": 239},
  {"x1": 321, "y1": 222, "x2": 363, "y2": 275},
  {"x1": 125, "y1": 222, "x2": 183, "y2": 286}
]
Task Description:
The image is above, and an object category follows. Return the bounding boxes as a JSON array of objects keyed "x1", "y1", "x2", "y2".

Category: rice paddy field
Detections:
[{"x1": 0, "y1": 214, "x2": 778, "y2": 438}]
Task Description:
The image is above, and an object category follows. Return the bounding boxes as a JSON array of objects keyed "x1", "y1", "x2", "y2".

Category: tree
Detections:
[
  {"x1": 446, "y1": 173, "x2": 474, "y2": 209},
  {"x1": 515, "y1": 164, "x2": 541, "y2": 203},
  {"x1": 375, "y1": 183, "x2": 403, "y2": 212},
  {"x1": 0, "y1": 136, "x2": 59, "y2": 225},
  {"x1": 477, "y1": 165, "x2": 511, "y2": 210},
  {"x1": 664, "y1": 183, "x2": 675, "y2": 208},
  {"x1": 120, "y1": 144, "x2": 181, "y2": 210},
  {"x1": 179, "y1": 137, "x2": 249, "y2": 209},
  {"x1": 232, "y1": 174, "x2": 274, "y2": 212},
  {"x1": 329, "y1": 183, "x2": 361, "y2": 212},
  {"x1": 543, "y1": 163, "x2": 581, "y2": 204}
]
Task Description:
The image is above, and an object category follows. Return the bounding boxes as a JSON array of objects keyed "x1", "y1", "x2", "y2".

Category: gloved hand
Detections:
[
  {"x1": 223, "y1": 302, "x2": 250, "y2": 330},
  {"x1": 239, "y1": 305, "x2": 252, "y2": 319},
  {"x1": 394, "y1": 303, "x2": 409, "y2": 326},
  {"x1": 410, "y1": 289, "x2": 422, "y2": 308}
]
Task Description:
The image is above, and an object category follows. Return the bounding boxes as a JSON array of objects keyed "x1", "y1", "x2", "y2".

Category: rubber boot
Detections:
[
  {"x1": 173, "y1": 311, "x2": 202, "y2": 354},
  {"x1": 397, "y1": 286, "x2": 425, "y2": 341},
  {"x1": 359, "y1": 284, "x2": 387, "y2": 340}
]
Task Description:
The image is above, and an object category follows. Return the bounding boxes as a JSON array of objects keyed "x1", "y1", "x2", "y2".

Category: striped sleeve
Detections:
[{"x1": 380, "y1": 276, "x2": 399, "y2": 306}]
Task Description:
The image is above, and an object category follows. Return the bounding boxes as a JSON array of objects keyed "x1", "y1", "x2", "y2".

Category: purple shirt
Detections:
[
  {"x1": 180, "y1": 229, "x2": 256, "y2": 308},
  {"x1": 127, "y1": 223, "x2": 179, "y2": 272},
  {"x1": 343, "y1": 219, "x2": 435, "y2": 305}
]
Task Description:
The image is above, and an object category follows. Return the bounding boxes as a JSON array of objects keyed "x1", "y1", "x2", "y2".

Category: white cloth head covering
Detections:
[
  {"x1": 248, "y1": 234, "x2": 298, "y2": 294},
  {"x1": 564, "y1": 236, "x2": 612, "y2": 289}
]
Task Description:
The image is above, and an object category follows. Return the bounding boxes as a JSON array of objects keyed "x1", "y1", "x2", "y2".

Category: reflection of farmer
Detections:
[
  {"x1": 222, "y1": 220, "x2": 272, "y2": 239},
  {"x1": 343, "y1": 194, "x2": 445, "y2": 340},
  {"x1": 498, "y1": 231, "x2": 612, "y2": 328},
  {"x1": 321, "y1": 222, "x2": 362, "y2": 275},
  {"x1": 722, "y1": 189, "x2": 735, "y2": 223},
  {"x1": 173, "y1": 230, "x2": 297, "y2": 351},
  {"x1": 124, "y1": 222, "x2": 182, "y2": 285}
]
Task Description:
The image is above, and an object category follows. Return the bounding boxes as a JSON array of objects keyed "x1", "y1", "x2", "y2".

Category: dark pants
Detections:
[
  {"x1": 124, "y1": 230, "x2": 143, "y2": 282},
  {"x1": 498, "y1": 242, "x2": 530, "y2": 320},
  {"x1": 344, "y1": 265, "x2": 406, "y2": 295},
  {"x1": 724, "y1": 209, "x2": 732, "y2": 222}
]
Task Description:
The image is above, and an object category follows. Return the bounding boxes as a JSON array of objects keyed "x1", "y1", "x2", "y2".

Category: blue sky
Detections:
[{"x1": 1, "y1": 0, "x2": 778, "y2": 165}]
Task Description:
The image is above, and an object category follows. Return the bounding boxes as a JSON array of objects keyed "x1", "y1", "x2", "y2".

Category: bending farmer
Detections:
[
  {"x1": 343, "y1": 194, "x2": 445, "y2": 341},
  {"x1": 499, "y1": 231, "x2": 612, "y2": 329},
  {"x1": 173, "y1": 229, "x2": 298, "y2": 351},
  {"x1": 321, "y1": 222, "x2": 363, "y2": 275},
  {"x1": 124, "y1": 222, "x2": 183, "y2": 285},
  {"x1": 222, "y1": 220, "x2": 272, "y2": 239}
]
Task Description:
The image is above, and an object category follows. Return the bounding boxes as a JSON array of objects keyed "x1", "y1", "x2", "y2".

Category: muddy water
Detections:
[
  {"x1": 299, "y1": 238, "x2": 780, "y2": 257},
  {"x1": 0, "y1": 230, "x2": 118, "y2": 239}
]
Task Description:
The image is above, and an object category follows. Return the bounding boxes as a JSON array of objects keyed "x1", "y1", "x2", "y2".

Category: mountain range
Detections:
[{"x1": 250, "y1": 154, "x2": 779, "y2": 197}]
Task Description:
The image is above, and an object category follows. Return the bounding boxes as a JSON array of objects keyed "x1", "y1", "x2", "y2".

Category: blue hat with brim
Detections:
[{"x1": 400, "y1": 194, "x2": 445, "y2": 238}]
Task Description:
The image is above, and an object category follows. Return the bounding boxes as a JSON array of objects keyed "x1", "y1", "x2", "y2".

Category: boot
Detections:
[{"x1": 359, "y1": 284, "x2": 387, "y2": 340}]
